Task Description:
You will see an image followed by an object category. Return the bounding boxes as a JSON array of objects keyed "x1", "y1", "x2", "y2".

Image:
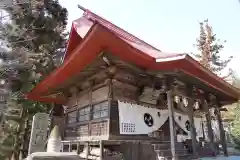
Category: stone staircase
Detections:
[{"x1": 152, "y1": 141, "x2": 194, "y2": 160}]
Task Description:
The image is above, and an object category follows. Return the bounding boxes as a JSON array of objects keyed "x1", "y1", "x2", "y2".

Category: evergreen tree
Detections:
[
  {"x1": 230, "y1": 101, "x2": 240, "y2": 149},
  {"x1": 221, "y1": 75, "x2": 240, "y2": 149},
  {"x1": 194, "y1": 19, "x2": 233, "y2": 80},
  {"x1": 0, "y1": 0, "x2": 68, "y2": 159},
  {"x1": 224, "y1": 75, "x2": 240, "y2": 149},
  {"x1": 0, "y1": 100, "x2": 22, "y2": 160}
]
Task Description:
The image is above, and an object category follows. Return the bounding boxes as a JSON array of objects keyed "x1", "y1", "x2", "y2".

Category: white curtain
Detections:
[
  {"x1": 194, "y1": 117, "x2": 203, "y2": 139},
  {"x1": 212, "y1": 120, "x2": 220, "y2": 141},
  {"x1": 174, "y1": 112, "x2": 204, "y2": 140},
  {"x1": 118, "y1": 101, "x2": 169, "y2": 135},
  {"x1": 118, "y1": 101, "x2": 204, "y2": 138},
  {"x1": 174, "y1": 112, "x2": 190, "y2": 134}
]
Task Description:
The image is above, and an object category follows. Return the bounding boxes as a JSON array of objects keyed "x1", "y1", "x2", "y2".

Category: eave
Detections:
[{"x1": 154, "y1": 54, "x2": 239, "y2": 101}]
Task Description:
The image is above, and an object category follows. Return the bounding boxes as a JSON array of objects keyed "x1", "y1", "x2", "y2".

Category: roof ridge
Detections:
[{"x1": 79, "y1": 5, "x2": 161, "y2": 52}]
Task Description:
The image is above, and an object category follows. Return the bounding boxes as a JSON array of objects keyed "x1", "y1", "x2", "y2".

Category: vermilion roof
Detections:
[
  {"x1": 26, "y1": 7, "x2": 240, "y2": 104},
  {"x1": 64, "y1": 6, "x2": 162, "y2": 61}
]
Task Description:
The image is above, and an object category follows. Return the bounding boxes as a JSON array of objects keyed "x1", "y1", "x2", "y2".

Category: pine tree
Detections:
[
  {"x1": 223, "y1": 75, "x2": 240, "y2": 149},
  {"x1": 0, "y1": 0, "x2": 68, "y2": 159},
  {"x1": 230, "y1": 101, "x2": 240, "y2": 149},
  {"x1": 0, "y1": 42, "x2": 51, "y2": 159},
  {"x1": 194, "y1": 19, "x2": 233, "y2": 80},
  {"x1": 0, "y1": 100, "x2": 22, "y2": 159}
]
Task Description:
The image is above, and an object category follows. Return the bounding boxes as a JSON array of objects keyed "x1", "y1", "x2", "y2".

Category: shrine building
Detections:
[{"x1": 26, "y1": 6, "x2": 240, "y2": 160}]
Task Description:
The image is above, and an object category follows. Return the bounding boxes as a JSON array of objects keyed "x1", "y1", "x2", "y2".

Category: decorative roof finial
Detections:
[{"x1": 77, "y1": 5, "x2": 87, "y2": 12}]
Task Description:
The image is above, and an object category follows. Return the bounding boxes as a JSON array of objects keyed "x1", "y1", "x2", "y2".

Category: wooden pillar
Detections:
[
  {"x1": 166, "y1": 90, "x2": 177, "y2": 160},
  {"x1": 86, "y1": 142, "x2": 89, "y2": 159},
  {"x1": 186, "y1": 98, "x2": 198, "y2": 158},
  {"x1": 88, "y1": 82, "x2": 93, "y2": 137},
  {"x1": 201, "y1": 117, "x2": 205, "y2": 140},
  {"x1": 107, "y1": 66, "x2": 115, "y2": 138},
  {"x1": 203, "y1": 100, "x2": 216, "y2": 156},
  {"x1": 77, "y1": 142, "x2": 80, "y2": 154},
  {"x1": 61, "y1": 143, "x2": 64, "y2": 152},
  {"x1": 215, "y1": 105, "x2": 228, "y2": 156},
  {"x1": 68, "y1": 142, "x2": 72, "y2": 152},
  {"x1": 100, "y1": 140, "x2": 104, "y2": 160}
]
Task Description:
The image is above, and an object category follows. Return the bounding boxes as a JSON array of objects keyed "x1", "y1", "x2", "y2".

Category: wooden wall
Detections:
[
  {"x1": 64, "y1": 79, "x2": 111, "y2": 140},
  {"x1": 63, "y1": 66, "x2": 170, "y2": 141}
]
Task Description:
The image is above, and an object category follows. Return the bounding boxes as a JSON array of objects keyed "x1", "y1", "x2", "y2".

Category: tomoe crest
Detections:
[{"x1": 144, "y1": 113, "x2": 154, "y2": 127}]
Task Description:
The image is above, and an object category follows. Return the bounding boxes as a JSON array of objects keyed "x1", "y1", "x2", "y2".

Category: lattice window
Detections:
[
  {"x1": 93, "y1": 101, "x2": 109, "y2": 119},
  {"x1": 77, "y1": 124, "x2": 89, "y2": 136},
  {"x1": 78, "y1": 106, "x2": 90, "y2": 122},
  {"x1": 67, "y1": 110, "x2": 77, "y2": 124},
  {"x1": 90, "y1": 121, "x2": 108, "y2": 136},
  {"x1": 65, "y1": 127, "x2": 77, "y2": 137}
]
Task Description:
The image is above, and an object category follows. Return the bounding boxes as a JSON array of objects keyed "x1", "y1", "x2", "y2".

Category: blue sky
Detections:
[{"x1": 59, "y1": 0, "x2": 240, "y2": 75}]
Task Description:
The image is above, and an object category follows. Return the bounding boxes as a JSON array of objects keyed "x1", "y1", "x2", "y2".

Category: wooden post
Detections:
[
  {"x1": 100, "y1": 140, "x2": 104, "y2": 160},
  {"x1": 61, "y1": 143, "x2": 63, "y2": 152},
  {"x1": 107, "y1": 78, "x2": 113, "y2": 136},
  {"x1": 77, "y1": 142, "x2": 80, "y2": 154},
  {"x1": 89, "y1": 82, "x2": 93, "y2": 137},
  {"x1": 167, "y1": 90, "x2": 176, "y2": 160},
  {"x1": 186, "y1": 98, "x2": 198, "y2": 158},
  {"x1": 86, "y1": 142, "x2": 89, "y2": 159},
  {"x1": 215, "y1": 105, "x2": 228, "y2": 156},
  {"x1": 69, "y1": 142, "x2": 72, "y2": 152},
  {"x1": 107, "y1": 66, "x2": 115, "y2": 137},
  {"x1": 203, "y1": 100, "x2": 216, "y2": 156}
]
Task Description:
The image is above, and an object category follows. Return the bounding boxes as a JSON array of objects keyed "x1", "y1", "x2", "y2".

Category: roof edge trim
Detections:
[
  {"x1": 156, "y1": 54, "x2": 186, "y2": 62},
  {"x1": 29, "y1": 23, "x2": 99, "y2": 95},
  {"x1": 62, "y1": 23, "x2": 75, "y2": 62},
  {"x1": 185, "y1": 55, "x2": 240, "y2": 96},
  {"x1": 80, "y1": 5, "x2": 161, "y2": 52}
]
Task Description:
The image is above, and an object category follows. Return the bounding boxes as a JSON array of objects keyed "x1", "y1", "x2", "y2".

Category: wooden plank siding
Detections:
[{"x1": 63, "y1": 66, "x2": 172, "y2": 141}]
